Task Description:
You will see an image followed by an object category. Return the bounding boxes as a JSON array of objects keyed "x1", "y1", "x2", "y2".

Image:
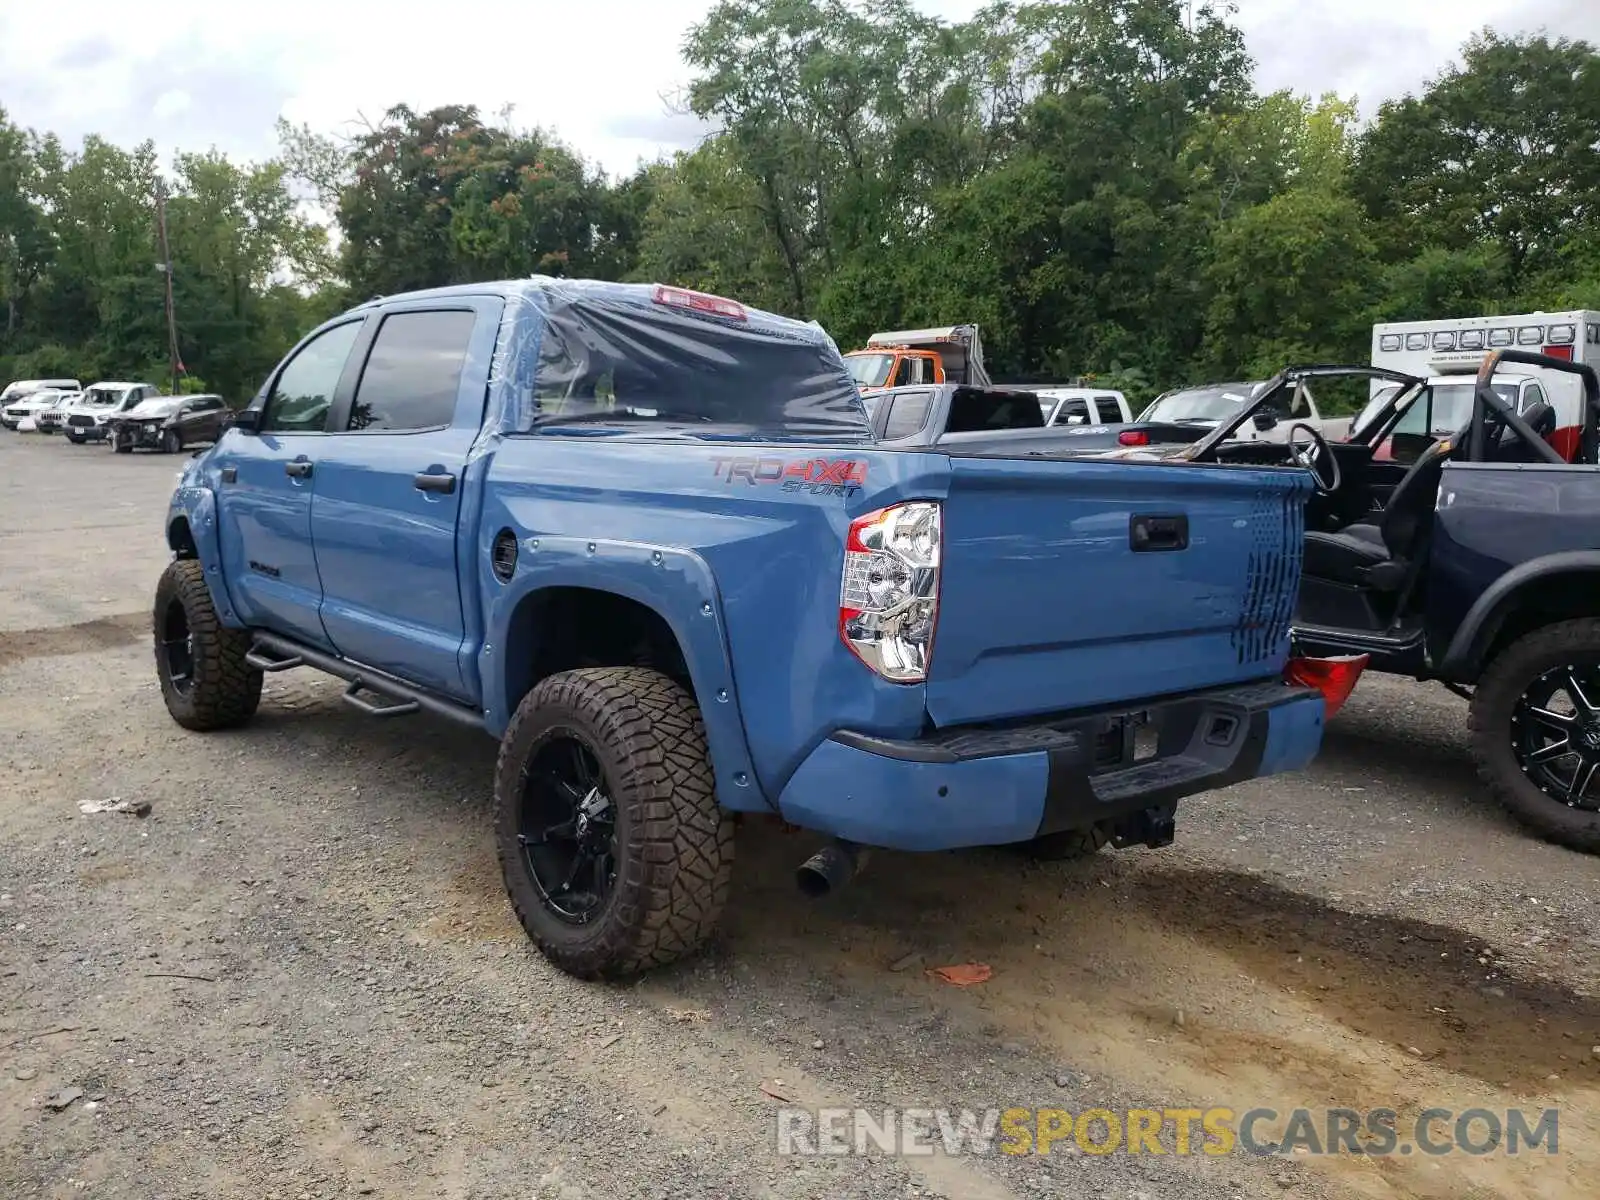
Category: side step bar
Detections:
[{"x1": 246, "y1": 631, "x2": 484, "y2": 731}]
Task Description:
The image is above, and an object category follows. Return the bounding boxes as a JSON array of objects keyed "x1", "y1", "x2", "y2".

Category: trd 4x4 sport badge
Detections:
[{"x1": 711, "y1": 456, "x2": 868, "y2": 498}]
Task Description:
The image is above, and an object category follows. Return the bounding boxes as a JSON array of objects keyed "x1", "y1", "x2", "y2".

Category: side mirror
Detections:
[
  {"x1": 230, "y1": 408, "x2": 262, "y2": 434},
  {"x1": 1251, "y1": 411, "x2": 1279, "y2": 432}
]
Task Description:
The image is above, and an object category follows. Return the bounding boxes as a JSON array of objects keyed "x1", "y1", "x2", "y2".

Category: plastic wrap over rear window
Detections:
[{"x1": 519, "y1": 287, "x2": 872, "y2": 443}]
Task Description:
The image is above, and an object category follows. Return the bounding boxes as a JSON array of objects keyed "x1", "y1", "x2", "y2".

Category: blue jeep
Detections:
[{"x1": 155, "y1": 279, "x2": 1354, "y2": 977}]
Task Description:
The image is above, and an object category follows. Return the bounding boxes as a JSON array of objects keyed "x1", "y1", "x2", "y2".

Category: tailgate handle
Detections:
[{"x1": 1130, "y1": 514, "x2": 1189, "y2": 552}]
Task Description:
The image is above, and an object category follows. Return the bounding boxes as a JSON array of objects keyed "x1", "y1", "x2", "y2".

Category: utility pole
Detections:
[{"x1": 154, "y1": 180, "x2": 181, "y2": 395}]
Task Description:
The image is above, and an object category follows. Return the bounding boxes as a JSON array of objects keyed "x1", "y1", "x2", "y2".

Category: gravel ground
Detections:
[{"x1": 1, "y1": 433, "x2": 1596, "y2": 1200}]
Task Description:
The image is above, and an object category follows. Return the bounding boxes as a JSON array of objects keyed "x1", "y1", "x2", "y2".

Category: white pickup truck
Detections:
[
  {"x1": 1033, "y1": 387, "x2": 1132, "y2": 426},
  {"x1": 62, "y1": 382, "x2": 162, "y2": 443}
]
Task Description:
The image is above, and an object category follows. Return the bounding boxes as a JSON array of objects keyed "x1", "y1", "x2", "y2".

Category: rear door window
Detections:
[
  {"x1": 883, "y1": 390, "x2": 933, "y2": 439},
  {"x1": 347, "y1": 310, "x2": 477, "y2": 432},
  {"x1": 1056, "y1": 398, "x2": 1091, "y2": 425}
]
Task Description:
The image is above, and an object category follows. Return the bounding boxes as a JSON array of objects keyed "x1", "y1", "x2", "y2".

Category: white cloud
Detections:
[
  {"x1": 0, "y1": 0, "x2": 1596, "y2": 174},
  {"x1": 151, "y1": 89, "x2": 191, "y2": 120}
]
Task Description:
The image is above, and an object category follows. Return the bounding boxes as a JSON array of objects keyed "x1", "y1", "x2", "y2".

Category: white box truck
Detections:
[{"x1": 1368, "y1": 310, "x2": 1600, "y2": 460}]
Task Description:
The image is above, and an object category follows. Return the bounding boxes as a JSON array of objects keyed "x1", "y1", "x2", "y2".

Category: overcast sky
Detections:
[{"x1": 2, "y1": 0, "x2": 1597, "y2": 177}]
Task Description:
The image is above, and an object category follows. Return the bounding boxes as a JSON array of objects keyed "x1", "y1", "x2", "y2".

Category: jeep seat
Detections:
[
  {"x1": 1301, "y1": 437, "x2": 1452, "y2": 590},
  {"x1": 1489, "y1": 400, "x2": 1555, "y2": 462}
]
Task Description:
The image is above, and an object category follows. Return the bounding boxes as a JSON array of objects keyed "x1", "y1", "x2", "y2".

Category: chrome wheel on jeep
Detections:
[
  {"x1": 1509, "y1": 664, "x2": 1600, "y2": 808},
  {"x1": 1470, "y1": 619, "x2": 1600, "y2": 853}
]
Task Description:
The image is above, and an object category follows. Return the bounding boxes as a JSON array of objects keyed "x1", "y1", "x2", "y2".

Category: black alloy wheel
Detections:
[
  {"x1": 1510, "y1": 663, "x2": 1600, "y2": 810},
  {"x1": 517, "y1": 732, "x2": 618, "y2": 924},
  {"x1": 157, "y1": 593, "x2": 196, "y2": 696},
  {"x1": 1470, "y1": 619, "x2": 1600, "y2": 853}
]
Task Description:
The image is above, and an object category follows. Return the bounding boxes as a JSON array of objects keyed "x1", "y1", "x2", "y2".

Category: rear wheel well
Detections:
[
  {"x1": 500, "y1": 587, "x2": 693, "y2": 715},
  {"x1": 168, "y1": 517, "x2": 198, "y2": 559},
  {"x1": 1477, "y1": 570, "x2": 1600, "y2": 672}
]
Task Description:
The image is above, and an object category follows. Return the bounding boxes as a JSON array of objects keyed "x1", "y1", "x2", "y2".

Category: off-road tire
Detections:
[
  {"x1": 153, "y1": 559, "x2": 262, "y2": 731},
  {"x1": 161, "y1": 428, "x2": 182, "y2": 454},
  {"x1": 1470, "y1": 618, "x2": 1600, "y2": 853},
  {"x1": 1016, "y1": 823, "x2": 1112, "y2": 861},
  {"x1": 494, "y1": 667, "x2": 735, "y2": 978}
]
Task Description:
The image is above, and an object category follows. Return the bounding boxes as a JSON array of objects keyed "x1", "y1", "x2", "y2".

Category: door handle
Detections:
[
  {"x1": 1129, "y1": 513, "x2": 1189, "y2": 552},
  {"x1": 285, "y1": 460, "x2": 313, "y2": 479},
  {"x1": 414, "y1": 471, "x2": 457, "y2": 495}
]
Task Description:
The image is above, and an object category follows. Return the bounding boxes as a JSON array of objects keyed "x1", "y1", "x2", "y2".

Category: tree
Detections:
[
  {"x1": 1355, "y1": 31, "x2": 1600, "y2": 289},
  {"x1": 1201, "y1": 188, "x2": 1378, "y2": 376}
]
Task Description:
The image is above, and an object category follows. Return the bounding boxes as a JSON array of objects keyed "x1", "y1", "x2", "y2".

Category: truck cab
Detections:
[{"x1": 844, "y1": 325, "x2": 990, "y2": 394}]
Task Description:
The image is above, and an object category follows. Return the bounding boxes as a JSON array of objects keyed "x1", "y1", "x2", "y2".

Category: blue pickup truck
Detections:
[{"x1": 155, "y1": 279, "x2": 1358, "y2": 977}]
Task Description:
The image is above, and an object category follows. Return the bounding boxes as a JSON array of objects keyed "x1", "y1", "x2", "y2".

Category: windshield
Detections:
[
  {"x1": 1392, "y1": 381, "x2": 1518, "y2": 437},
  {"x1": 1141, "y1": 383, "x2": 1260, "y2": 423},
  {"x1": 83, "y1": 388, "x2": 123, "y2": 407},
  {"x1": 1351, "y1": 386, "x2": 1403, "y2": 435},
  {"x1": 845, "y1": 353, "x2": 896, "y2": 388}
]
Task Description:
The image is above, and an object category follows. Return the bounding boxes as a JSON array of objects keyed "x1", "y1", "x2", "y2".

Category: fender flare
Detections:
[
  {"x1": 166, "y1": 485, "x2": 245, "y2": 629},
  {"x1": 1438, "y1": 550, "x2": 1600, "y2": 680},
  {"x1": 481, "y1": 534, "x2": 769, "y2": 813}
]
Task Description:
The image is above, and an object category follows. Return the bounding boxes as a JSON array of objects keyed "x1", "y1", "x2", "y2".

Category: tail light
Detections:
[
  {"x1": 1285, "y1": 653, "x2": 1369, "y2": 721},
  {"x1": 1118, "y1": 430, "x2": 1150, "y2": 446},
  {"x1": 839, "y1": 502, "x2": 941, "y2": 682}
]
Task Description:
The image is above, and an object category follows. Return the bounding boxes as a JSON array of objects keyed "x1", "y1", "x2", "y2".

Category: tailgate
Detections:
[{"x1": 926, "y1": 456, "x2": 1308, "y2": 726}]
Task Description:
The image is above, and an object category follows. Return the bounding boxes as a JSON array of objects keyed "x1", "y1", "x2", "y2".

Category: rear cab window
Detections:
[{"x1": 522, "y1": 290, "x2": 870, "y2": 443}]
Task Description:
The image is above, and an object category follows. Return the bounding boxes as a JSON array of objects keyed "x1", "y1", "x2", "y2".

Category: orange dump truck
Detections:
[{"x1": 843, "y1": 325, "x2": 991, "y2": 393}]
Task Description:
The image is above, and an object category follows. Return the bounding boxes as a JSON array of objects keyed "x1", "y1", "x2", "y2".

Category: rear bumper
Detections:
[{"x1": 776, "y1": 680, "x2": 1326, "y2": 851}]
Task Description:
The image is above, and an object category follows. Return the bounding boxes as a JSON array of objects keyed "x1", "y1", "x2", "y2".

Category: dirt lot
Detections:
[{"x1": 2, "y1": 432, "x2": 1597, "y2": 1200}]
